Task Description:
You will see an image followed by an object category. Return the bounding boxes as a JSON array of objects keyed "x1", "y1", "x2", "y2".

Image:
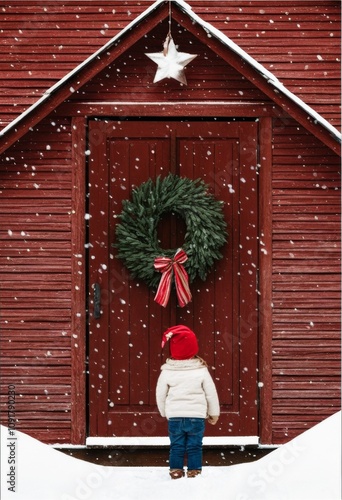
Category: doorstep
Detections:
[{"x1": 58, "y1": 446, "x2": 274, "y2": 467}]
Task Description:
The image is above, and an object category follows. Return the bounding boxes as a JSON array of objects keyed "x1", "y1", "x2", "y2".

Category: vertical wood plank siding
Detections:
[
  {"x1": 272, "y1": 118, "x2": 341, "y2": 443},
  {"x1": 0, "y1": 1, "x2": 340, "y2": 129},
  {"x1": 0, "y1": 118, "x2": 74, "y2": 443}
]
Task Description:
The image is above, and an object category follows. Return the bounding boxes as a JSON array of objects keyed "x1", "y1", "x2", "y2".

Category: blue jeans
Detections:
[{"x1": 168, "y1": 417, "x2": 205, "y2": 470}]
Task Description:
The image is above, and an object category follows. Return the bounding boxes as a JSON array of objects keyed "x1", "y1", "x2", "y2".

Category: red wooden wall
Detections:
[
  {"x1": 0, "y1": 1, "x2": 340, "y2": 445},
  {"x1": 1, "y1": 114, "x2": 339, "y2": 444},
  {"x1": 0, "y1": 119, "x2": 75, "y2": 443},
  {"x1": 0, "y1": 1, "x2": 340, "y2": 129},
  {"x1": 271, "y1": 119, "x2": 341, "y2": 441},
  {"x1": 66, "y1": 22, "x2": 268, "y2": 105}
]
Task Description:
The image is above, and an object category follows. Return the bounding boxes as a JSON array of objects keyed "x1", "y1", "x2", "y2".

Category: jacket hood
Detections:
[{"x1": 161, "y1": 357, "x2": 206, "y2": 371}]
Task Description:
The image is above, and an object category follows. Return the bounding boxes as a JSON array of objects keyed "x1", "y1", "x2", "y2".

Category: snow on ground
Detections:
[{"x1": 1, "y1": 411, "x2": 340, "y2": 500}]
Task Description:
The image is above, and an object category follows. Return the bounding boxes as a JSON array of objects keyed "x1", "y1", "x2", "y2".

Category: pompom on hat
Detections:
[{"x1": 161, "y1": 324, "x2": 199, "y2": 360}]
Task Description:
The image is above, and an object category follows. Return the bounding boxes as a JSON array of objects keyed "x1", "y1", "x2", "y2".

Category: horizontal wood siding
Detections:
[
  {"x1": 189, "y1": 1, "x2": 341, "y2": 128},
  {"x1": 0, "y1": 118, "x2": 73, "y2": 443},
  {"x1": 67, "y1": 20, "x2": 269, "y2": 104},
  {"x1": 271, "y1": 118, "x2": 341, "y2": 443},
  {"x1": 0, "y1": 1, "x2": 340, "y2": 446},
  {"x1": 0, "y1": 1, "x2": 340, "y2": 129}
]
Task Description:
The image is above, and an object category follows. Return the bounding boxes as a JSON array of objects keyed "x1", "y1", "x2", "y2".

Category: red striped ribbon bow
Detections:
[{"x1": 154, "y1": 248, "x2": 192, "y2": 308}]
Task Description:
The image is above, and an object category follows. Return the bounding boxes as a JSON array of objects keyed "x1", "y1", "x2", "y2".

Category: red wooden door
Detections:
[{"x1": 88, "y1": 119, "x2": 259, "y2": 439}]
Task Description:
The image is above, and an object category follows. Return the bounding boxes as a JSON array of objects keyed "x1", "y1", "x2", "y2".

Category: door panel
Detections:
[{"x1": 88, "y1": 120, "x2": 259, "y2": 438}]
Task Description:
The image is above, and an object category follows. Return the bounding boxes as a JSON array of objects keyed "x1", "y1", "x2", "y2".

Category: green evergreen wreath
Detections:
[{"x1": 115, "y1": 174, "x2": 227, "y2": 289}]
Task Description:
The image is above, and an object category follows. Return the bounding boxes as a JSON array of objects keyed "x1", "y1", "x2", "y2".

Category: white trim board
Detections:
[{"x1": 85, "y1": 436, "x2": 259, "y2": 447}]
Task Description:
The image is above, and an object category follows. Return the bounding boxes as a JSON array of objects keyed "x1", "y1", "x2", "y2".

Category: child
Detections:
[{"x1": 156, "y1": 325, "x2": 220, "y2": 479}]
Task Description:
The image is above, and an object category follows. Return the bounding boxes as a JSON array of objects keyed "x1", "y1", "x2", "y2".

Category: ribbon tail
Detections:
[
  {"x1": 173, "y1": 262, "x2": 192, "y2": 307},
  {"x1": 154, "y1": 268, "x2": 173, "y2": 307}
]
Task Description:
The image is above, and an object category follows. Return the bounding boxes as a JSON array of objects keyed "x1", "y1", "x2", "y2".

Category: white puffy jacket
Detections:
[{"x1": 156, "y1": 357, "x2": 220, "y2": 419}]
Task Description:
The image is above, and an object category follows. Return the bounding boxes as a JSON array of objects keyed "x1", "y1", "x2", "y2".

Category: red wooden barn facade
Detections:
[{"x1": 0, "y1": 0, "x2": 340, "y2": 446}]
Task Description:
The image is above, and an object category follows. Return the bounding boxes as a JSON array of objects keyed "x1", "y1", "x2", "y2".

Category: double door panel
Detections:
[{"x1": 88, "y1": 120, "x2": 259, "y2": 438}]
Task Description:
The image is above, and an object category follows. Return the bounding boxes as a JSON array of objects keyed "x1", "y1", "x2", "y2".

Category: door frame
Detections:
[
  {"x1": 69, "y1": 108, "x2": 273, "y2": 445},
  {"x1": 87, "y1": 118, "x2": 259, "y2": 442}
]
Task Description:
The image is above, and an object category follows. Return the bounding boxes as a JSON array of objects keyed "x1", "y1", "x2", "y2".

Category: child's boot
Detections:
[
  {"x1": 187, "y1": 469, "x2": 202, "y2": 478},
  {"x1": 169, "y1": 469, "x2": 184, "y2": 479}
]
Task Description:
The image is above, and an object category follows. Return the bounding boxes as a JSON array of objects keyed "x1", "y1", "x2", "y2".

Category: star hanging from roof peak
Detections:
[{"x1": 145, "y1": 35, "x2": 197, "y2": 85}]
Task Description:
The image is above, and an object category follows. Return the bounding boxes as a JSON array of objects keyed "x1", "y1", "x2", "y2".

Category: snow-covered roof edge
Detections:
[
  {"x1": 0, "y1": 0, "x2": 340, "y2": 146},
  {"x1": 175, "y1": 0, "x2": 341, "y2": 144},
  {"x1": 0, "y1": 0, "x2": 165, "y2": 139}
]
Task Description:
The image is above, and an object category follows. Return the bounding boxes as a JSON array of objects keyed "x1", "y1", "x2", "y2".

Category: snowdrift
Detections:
[{"x1": 1, "y1": 411, "x2": 340, "y2": 500}]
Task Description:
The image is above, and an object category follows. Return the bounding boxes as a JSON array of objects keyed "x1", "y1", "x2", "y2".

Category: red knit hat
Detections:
[{"x1": 161, "y1": 325, "x2": 199, "y2": 360}]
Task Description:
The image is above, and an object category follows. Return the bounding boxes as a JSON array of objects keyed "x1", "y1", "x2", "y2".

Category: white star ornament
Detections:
[{"x1": 145, "y1": 38, "x2": 197, "y2": 85}]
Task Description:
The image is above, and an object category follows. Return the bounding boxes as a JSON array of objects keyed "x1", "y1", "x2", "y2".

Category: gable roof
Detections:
[{"x1": 0, "y1": 0, "x2": 340, "y2": 155}]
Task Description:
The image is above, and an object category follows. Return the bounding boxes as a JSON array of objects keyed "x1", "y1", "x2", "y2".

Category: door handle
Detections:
[{"x1": 93, "y1": 283, "x2": 101, "y2": 319}]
